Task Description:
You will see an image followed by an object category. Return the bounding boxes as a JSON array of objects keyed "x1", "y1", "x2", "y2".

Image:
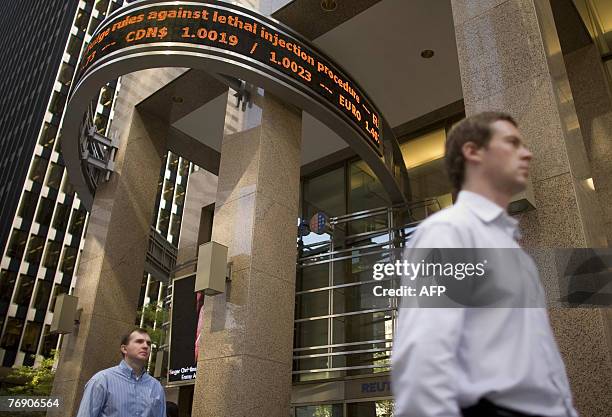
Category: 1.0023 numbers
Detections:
[
  {"x1": 181, "y1": 27, "x2": 238, "y2": 46},
  {"x1": 269, "y1": 51, "x2": 311, "y2": 82}
]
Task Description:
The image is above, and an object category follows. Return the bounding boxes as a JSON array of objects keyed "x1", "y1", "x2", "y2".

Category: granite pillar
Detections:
[
  {"x1": 191, "y1": 89, "x2": 301, "y2": 417},
  {"x1": 450, "y1": 1, "x2": 612, "y2": 415},
  {"x1": 49, "y1": 69, "x2": 184, "y2": 417}
]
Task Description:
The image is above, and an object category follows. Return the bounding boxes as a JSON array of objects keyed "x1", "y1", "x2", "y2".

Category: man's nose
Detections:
[{"x1": 522, "y1": 146, "x2": 533, "y2": 161}]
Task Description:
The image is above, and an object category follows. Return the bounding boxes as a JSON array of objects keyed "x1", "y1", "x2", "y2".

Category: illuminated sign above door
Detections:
[
  {"x1": 62, "y1": 0, "x2": 409, "y2": 210},
  {"x1": 78, "y1": 3, "x2": 383, "y2": 154}
]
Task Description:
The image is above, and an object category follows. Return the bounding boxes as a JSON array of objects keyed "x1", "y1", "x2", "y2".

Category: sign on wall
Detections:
[{"x1": 168, "y1": 274, "x2": 199, "y2": 385}]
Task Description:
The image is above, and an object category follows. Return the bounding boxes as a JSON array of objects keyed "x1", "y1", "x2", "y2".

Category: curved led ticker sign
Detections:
[{"x1": 62, "y1": 0, "x2": 409, "y2": 210}]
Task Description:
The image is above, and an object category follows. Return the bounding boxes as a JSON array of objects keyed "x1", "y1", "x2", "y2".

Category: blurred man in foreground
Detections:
[{"x1": 392, "y1": 112, "x2": 578, "y2": 417}]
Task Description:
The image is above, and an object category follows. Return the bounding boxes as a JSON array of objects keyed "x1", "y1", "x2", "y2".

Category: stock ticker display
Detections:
[{"x1": 78, "y1": 3, "x2": 383, "y2": 154}]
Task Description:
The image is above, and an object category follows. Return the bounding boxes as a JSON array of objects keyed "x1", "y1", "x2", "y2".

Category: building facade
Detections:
[
  {"x1": 0, "y1": 0, "x2": 192, "y2": 374},
  {"x1": 1, "y1": 0, "x2": 612, "y2": 417}
]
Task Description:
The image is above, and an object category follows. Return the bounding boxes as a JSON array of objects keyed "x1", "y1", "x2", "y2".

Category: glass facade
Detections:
[
  {"x1": 293, "y1": 123, "x2": 456, "y2": 412},
  {"x1": 0, "y1": 0, "x2": 189, "y2": 368}
]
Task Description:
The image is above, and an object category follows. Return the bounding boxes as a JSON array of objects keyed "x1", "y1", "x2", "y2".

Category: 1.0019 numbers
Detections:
[
  {"x1": 181, "y1": 27, "x2": 238, "y2": 46},
  {"x1": 269, "y1": 51, "x2": 312, "y2": 82}
]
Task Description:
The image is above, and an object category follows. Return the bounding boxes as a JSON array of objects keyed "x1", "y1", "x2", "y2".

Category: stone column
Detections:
[
  {"x1": 49, "y1": 69, "x2": 184, "y2": 417},
  {"x1": 450, "y1": 1, "x2": 612, "y2": 416},
  {"x1": 191, "y1": 89, "x2": 301, "y2": 417}
]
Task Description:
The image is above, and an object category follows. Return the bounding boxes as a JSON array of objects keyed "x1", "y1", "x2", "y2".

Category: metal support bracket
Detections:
[{"x1": 79, "y1": 103, "x2": 120, "y2": 190}]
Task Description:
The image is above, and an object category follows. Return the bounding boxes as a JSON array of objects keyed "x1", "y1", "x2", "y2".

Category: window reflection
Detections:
[
  {"x1": 0, "y1": 270, "x2": 18, "y2": 303},
  {"x1": 33, "y1": 280, "x2": 52, "y2": 310},
  {"x1": 399, "y1": 128, "x2": 453, "y2": 214},
  {"x1": 1, "y1": 318, "x2": 24, "y2": 350},
  {"x1": 303, "y1": 167, "x2": 345, "y2": 220},
  {"x1": 14, "y1": 275, "x2": 35, "y2": 306},
  {"x1": 29, "y1": 156, "x2": 49, "y2": 183},
  {"x1": 46, "y1": 163, "x2": 63, "y2": 189},
  {"x1": 21, "y1": 322, "x2": 42, "y2": 354},
  {"x1": 43, "y1": 241, "x2": 62, "y2": 270},
  {"x1": 60, "y1": 246, "x2": 78, "y2": 275},
  {"x1": 295, "y1": 404, "x2": 343, "y2": 417},
  {"x1": 36, "y1": 197, "x2": 54, "y2": 226},
  {"x1": 25, "y1": 235, "x2": 45, "y2": 264},
  {"x1": 7, "y1": 229, "x2": 28, "y2": 259}
]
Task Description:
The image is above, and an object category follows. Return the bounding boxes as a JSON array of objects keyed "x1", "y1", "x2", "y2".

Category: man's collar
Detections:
[
  {"x1": 456, "y1": 190, "x2": 521, "y2": 238},
  {"x1": 119, "y1": 359, "x2": 146, "y2": 379},
  {"x1": 456, "y1": 190, "x2": 506, "y2": 223}
]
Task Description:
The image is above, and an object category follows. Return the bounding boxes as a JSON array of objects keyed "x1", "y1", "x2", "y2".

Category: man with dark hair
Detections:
[
  {"x1": 392, "y1": 112, "x2": 578, "y2": 417},
  {"x1": 76, "y1": 327, "x2": 166, "y2": 417}
]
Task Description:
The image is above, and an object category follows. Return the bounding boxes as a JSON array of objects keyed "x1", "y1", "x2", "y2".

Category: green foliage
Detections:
[
  {"x1": 136, "y1": 302, "x2": 168, "y2": 347},
  {"x1": 3, "y1": 351, "x2": 56, "y2": 396},
  {"x1": 137, "y1": 302, "x2": 169, "y2": 373}
]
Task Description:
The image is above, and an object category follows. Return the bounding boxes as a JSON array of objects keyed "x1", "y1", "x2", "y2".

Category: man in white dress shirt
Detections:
[{"x1": 391, "y1": 112, "x2": 579, "y2": 417}]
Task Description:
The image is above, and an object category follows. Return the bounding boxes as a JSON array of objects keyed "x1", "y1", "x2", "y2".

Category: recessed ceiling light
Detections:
[
  {"x1": 321, "y1": 0, "x2": 337, "y2": 12},
  {"x1": 420, "y1": 49, "x2": 435, "y2": 59},
  {"x1": 172, "y1": 96, "x2": 184, "y2": 103}
]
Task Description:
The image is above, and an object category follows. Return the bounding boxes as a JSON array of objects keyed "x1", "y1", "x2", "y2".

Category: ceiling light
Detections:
[
  {"x1": 420, "y1": 49, "x2": 435, "y2": 59},
  {"x1": 321, "y1": 0, "x2": 337, "y2": 12},
  {"x1": 172, "y1": 96, "x2": 184, "y2": 103}
]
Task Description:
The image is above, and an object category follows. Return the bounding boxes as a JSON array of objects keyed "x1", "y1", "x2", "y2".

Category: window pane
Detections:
[
  {"x1": 18, "y1": 191, "x2": 38, "y2": 221},
  {"x1": 43, "y1": 241, "x2": 62, "y2": 270},
  {"x1": 296, "y1": 290, "x2": 329, "y2": 319},
  {"x1": 1, "y1": 318, "x2": 24, "y2": 350},
  {"x1": 48, "y1": 91, "x2": 67, "y2": 115},
  {"x1": 7, "y1": 229, "x2": 28, "y2": 259},
  {"x1": 14, "y1": 275, "x2": 35, "y2": 306},
  {"x1": 36, "y1": 197, "x2": 54, "y2": 226},
  {"x1": 332, "y1": 311, "x2": 393, "y2": 345},
  {"x1": 400, "y1": 128, "x2": 452, "y2": 214},
  {"x1": 295, "y1": 319, "x2": 328, "y2": 349},
  {"x1": 21, "y1": 322, "x2": 42, "y2": 354},
  {"x1": 60, "y1": 246, "x2": 78, "y2": 275},
  {"x1": 158, "y1": 209, "x2": 170, "y2": 236},
  {"x1": 69, "y1": 208, "x2": 87, "y2": 236},
  {"x1": 303, "y1": 167, "x2": 346, "y2": 220},
  {"x1": 174, "y1": 183, "x2": 186, "y2": 206},
  {"x1": 46, "y1": 163, "x2": 63, "y2": 190},
  {"x1": 170, "y1": 214, "x2": 181, "y2": 244},
  {"x1": 179, "y1": 159, "x2": 190, "y2": 177},
  {"x1": 163, "y1": 181, "x2": 174, "y2": 203},
  {"x1": 349, "y1": 160, "x2": 390, "y2": 212},
  {"x1": 29, "y1": 156, "x2": 48, "y2": 183},
  {"x1": 33, "y1": 280, "x2": 52, "y2": 310},
  {"x1": 40, "y1": 325, "x2": 59, "y2": 357},
  {"x1": 52, "y1": 203, "x2": 70, "y2": 230},
  {"x1": 296, "y1": 404, "x2": 343, "y2": 417},
  {"x1": 25, "y1": 235, "x2": 45, "y2": 264},
  {"x1": 347, "y1": 400, "x2": 393, "y2": 417},
  {"x1": 0, "y1": 270, "x2": 18, "y2": 303},
  {"x1": 39, "y1": 123, "x2": 57, "y2": 148},
  {"x1": 167, "y1": 153, "x2": 179, "y2": 171}
]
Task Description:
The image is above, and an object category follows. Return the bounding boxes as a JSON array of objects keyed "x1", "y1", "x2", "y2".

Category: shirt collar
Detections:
[
  {"x1": 119, "y1": 360, "x2": 146, "y2": 380},
  {"x1": 456, "y1": 190, "x2": 521, "y2": 238}
]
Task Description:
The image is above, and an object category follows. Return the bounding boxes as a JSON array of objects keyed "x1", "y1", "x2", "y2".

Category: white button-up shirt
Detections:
[{"x1": 392, "y1": 191, "x2": 578, "y2": 417}]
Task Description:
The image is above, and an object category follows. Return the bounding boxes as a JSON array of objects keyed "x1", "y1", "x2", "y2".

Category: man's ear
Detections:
[
  {"x1": 120, "y1": 345, "x2": 127, "y2": 356},
  {"x1": 461, "y1": 141, "x2": 482, "y2": 164}
]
